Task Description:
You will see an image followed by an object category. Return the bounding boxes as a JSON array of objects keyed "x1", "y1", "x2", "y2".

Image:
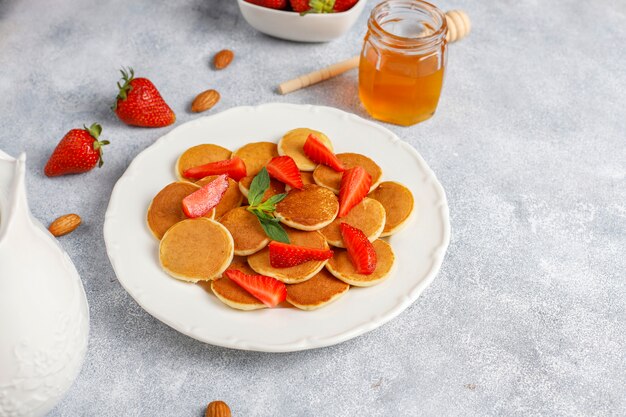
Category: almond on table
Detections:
[
  {"x1": 213, "y1": 49, "x2": 234, "y2": 70},
  {"x1": 191, "y1": 89, "x2": 220, "y2": 113},
  {"x1": 48, "y1": 214, "x2": 81, "y2": 237}
]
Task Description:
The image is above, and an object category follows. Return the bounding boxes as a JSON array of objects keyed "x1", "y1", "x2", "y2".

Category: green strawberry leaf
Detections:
[{"x1": 248, "y1": 167, "x2": 270, "y2": 207}]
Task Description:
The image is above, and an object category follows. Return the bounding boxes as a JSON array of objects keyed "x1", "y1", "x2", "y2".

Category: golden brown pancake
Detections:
[
  {"x1": 199, "y1": 256, "x2": 266, "y2": 310},
  {"x1": 286, "y1": 268, "x2": 349, "y2": 310},
  {"x1": 286, "y1": 171, "x2": 314, "y2": 191},
  {"x1": 176, "y1": 144, "x2": 232, "y2": 181},
  {"x1": 196, "y1": 175, "x2": 243, "y2": 220},
  {"x1": 313, "y1": 153, "x2": 383, "y2": 193},
  {"x1": 147, "y1": 182, "x2": 215, "y2": 240},
  {"x1": 219, "y1": 206, "x2": 270, "y2": 256},
  {"x1": 326, "y1": 239, "x2": 395, "y2": 287},
  {"x1": 277, "y1": 128, "x2": 334, "y2": 171},
  {"x1": 274, "y1": 184, "x2": 338, "y2": 231},
  {"x1": 368, "y1": 181, "x2": 415, "y2": 237},
  {"x1": 238, "y1": 175, "x2": 286, "y2": 202},
  {"x1": 233, "y1": 141, "x2": 279, "y2": 177},
  {"x1": 159, "y1": 218, "x2": 234, "y2": 282},
  {"x1": 320, "y1": 198, "x2": 386, "y2": 247},
  {"x1": 247, "y1": 227, "x2": 329, "y2": 284}
]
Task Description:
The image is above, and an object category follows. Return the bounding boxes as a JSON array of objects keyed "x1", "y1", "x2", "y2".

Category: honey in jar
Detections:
[{"x1": 359, "y1": 0, "x2": 448, "y2": 126}]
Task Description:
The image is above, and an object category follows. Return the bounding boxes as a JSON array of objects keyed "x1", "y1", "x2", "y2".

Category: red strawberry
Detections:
[
  {"x1": 183, "y1": 156, "x2": 247, "y2": 181},
  {"x1": 113, "y1": 68, "x2": 175, "y2": 128},
  {"x1": 308, "y1": 0, "x2": 358, "y2": 13},
  {"x1": 268, "y1": 241, "x2": 333, "y2": 268},
  {"x1": 340, "y1": 223, "x2": 377, "y2": 274},
  {"x1": 303, "y1": 134, "x2": 344, "y2": 172},
  {"x1": 245, "y1": 0, "x2": 288, "y2": 9},
  {"x1": 338, "y1": 166, "x2": 371, "y2": 217},
  {"x1": 182, "y1": 174, "x2": 229, "y2": 218},
  {"x1": 331, "y1": 0, "x2": 358, "y2": 12},
  {"x1": 225, "y1": 269, "x2": 287, "y2": 307},
  {"x1": 266, "y1": 156, "x2": 303, "y2": 189},
  {"x1": 289, "y1": 0, "x2": 310, "y2": 12},
  {"x1": 44, "y1": 123, "x2": 109, "y2": 177}
]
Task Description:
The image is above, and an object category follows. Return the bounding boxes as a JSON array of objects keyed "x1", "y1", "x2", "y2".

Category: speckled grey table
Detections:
[{"x1": 1, "y1": 0, "x2": 625, "y2": 415}]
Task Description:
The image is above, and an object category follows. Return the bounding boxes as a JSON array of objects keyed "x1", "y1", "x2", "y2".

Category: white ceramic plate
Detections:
[{"x1": 104, "y1": 103, "x2": 450, "y2": 352}]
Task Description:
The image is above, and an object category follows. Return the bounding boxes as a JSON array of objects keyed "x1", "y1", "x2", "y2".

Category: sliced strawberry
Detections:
[
  {"x1": 303, "y1": 134, "x2": 344, "y2": 172},
  {"x1": 225, "y1": 269, "x2": 287, "y2": 307},
  {"x1": 338, "y1": 166, "x2": 371, "y2": 217},
  {"x1": 268, "y1": 241, "x2": 333, "y2": 268},
  {"x1": 183, "y1": 156, "x2": 247, "y2": 181},
  {"x1": 266, "y1": 156, "x2": 303, "y2": 189},
  {"x1": 182, "y1": 174, "x2": 229, "y2": 218},
  {"x1": 340, "y1": 223, "x2": 377, "y2": 274}
]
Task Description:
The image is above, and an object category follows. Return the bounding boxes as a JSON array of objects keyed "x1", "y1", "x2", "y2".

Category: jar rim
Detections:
[{"x1": 368, "y1": 0, "x2": 447, "y2": 49}]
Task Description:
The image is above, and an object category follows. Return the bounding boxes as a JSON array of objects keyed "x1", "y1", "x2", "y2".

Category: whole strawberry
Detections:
[
  {"x1": 308, "y1": 0, "x2": 358, "y2": 12},
  {"x1": 44, "y1": 123, "x2": 109, "y2": 177},
  {"x1": 245, "y1": 0, "x2": 287, "y2": 10},
  {"x1": 113, "y1": 68, "x2": 176, "y2": 128},
  {"x1": 289, "y1": 0, "x2": 310, "y2": 12}
]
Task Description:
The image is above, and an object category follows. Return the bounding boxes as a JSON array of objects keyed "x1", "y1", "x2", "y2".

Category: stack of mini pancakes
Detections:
[{"x1": 147, "y1": 128, "x2": 415, "y2": 311}]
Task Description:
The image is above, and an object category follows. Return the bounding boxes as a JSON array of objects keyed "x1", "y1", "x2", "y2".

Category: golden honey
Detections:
[{"x1": 359, "y1": 0, "x2": 448, "y2": 126}]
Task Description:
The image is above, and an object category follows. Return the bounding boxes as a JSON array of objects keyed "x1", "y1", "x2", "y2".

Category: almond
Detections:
[
  {"x1": 205, "y1": 400, "x2": 231, "y2": 417},
  {"x1": 213, "y1": 49, "x2": 234, "y2": 70},
  {"x1": 192, "y1": 89, "x2": 220, "y2": 113},
  {"x1": 48, "y1": 214, "x2": 81, "y2": 237}
]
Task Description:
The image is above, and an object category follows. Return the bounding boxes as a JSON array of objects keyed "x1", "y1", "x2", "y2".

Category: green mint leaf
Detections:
[
  {"x1": 264, "y1": 193, "x2": 287, "y2": 206},
  {"x1": 247, "y1": 167, "x2": 270, "y2": 207},
  {"x1": 256, "y1": 192, "x2": 287, "y2": 213},
  {"x1": 258, "y1": 217, "x2": 290, "y2": 244}
]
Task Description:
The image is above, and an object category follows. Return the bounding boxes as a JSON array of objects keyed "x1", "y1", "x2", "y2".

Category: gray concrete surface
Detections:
[{"x1": 0, "y1": 0, "x2": 625, "y2": 415}]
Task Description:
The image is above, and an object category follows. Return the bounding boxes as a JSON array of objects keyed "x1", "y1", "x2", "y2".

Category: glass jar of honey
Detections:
[{"x1": 359, "y1": 0, "x2": 448, "y2": 126}]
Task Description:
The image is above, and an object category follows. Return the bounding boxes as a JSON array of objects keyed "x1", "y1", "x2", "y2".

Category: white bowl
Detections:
[{"x1": 237, "y1": 0, "x2": 367, "y2": 42}]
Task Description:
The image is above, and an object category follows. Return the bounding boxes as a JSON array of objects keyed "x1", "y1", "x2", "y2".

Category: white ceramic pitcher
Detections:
[{"x1": 0, "y1": 150, "x2": 89, "y2": 417}]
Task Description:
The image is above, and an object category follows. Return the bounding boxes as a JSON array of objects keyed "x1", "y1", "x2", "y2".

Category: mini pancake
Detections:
[
  {"x1": 274, "y1": 184, "x2": 339, "y2": 231},
  {"x1": 196, "y1": 175, "x2": 243, "y2": 219},
  {"x1": 159, "y1": 218, "x2": 234, "y2": 282},
  {"x1": 285, "y1": 171, "x2": 314, "y2": 191},
  {"x1": 286, "y1": 268, "x2": 349, "y2": 311},
  {"x1": 238, "y1": 175, "x2": 286, "y2": 202},
  {"x1": 175, "y1": 144, "x2": 232, "y2": 181},
  {"x1": 233, "y1": 141, "x2": 279, "y2": 177},
  {"x1": 219, "y1": 206, "x2": 270, "y2": 256},
  {"x1": 320, "y1": 198, "x2": 386, "y2": 247},
  {"x1": 368, "y1": 181, "x2": 415, "y2": 237},
  {"x1": 277, "y1": 128, "x2": 334, "y2": 171},
  {"x1": 147, "y1": 182, "x2": 215, "y2": 240},
  {"x1": 247, "y1": 227, "x2": 329, "y2": 284},
  {"x1": 313, "y1": 153, "x2": 383, "y2": 193},
  {"x1": 326, "y1": 239, "x2": 395, "y2": 287},
  {"x1": 199, "y1": 256, "x2": 266, "y2": 311}
]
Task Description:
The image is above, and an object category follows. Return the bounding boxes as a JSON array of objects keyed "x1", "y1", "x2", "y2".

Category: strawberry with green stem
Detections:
[
  {"x1": 113, "y1": 68, "x2": 176, "y2": 128},
  {"x1": 44, "y1": 123, "x2": 109, "y2": 177}
]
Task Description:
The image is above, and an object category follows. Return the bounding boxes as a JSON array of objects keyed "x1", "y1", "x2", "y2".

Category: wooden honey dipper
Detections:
[{"x1": 278, "y1": 9, "x2": 471, "y2": 95}]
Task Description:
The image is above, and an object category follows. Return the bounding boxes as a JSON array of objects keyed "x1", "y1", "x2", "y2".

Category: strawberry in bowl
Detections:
[{"x1": 237, "y1": 0, "x2": 366, "y2": 42}]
